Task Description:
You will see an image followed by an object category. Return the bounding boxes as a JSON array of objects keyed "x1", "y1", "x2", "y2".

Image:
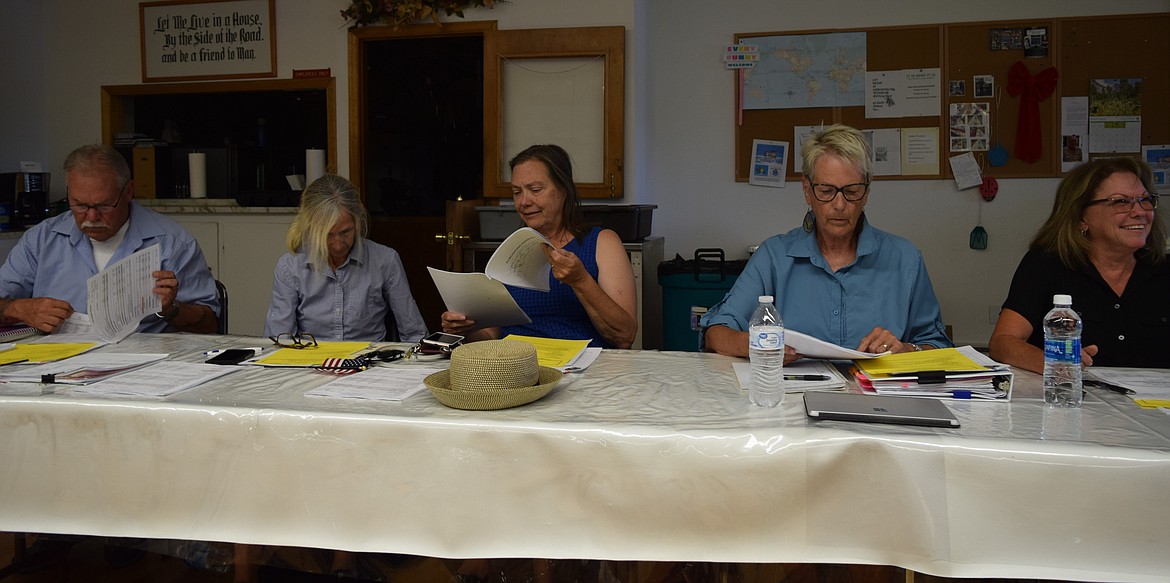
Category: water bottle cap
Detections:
[
  {"x1": 758, "y1": 295, "x2": 773, "y2": 303},
  {"x1": 1053, "y1": 294, "x2": 1072, "y2": 306}
]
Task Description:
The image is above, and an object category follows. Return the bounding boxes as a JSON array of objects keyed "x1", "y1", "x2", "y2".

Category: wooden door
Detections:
[{"x1": 444, "y1": 199, "x2": 481, "y2": 272}]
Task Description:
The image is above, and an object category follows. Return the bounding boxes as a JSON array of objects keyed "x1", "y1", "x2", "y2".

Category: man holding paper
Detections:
[
  {"x1": 0, "y1": 144, "x2": 219, "y2": 334},
  {"x1": 440, "y1": 144, "x2": 637, "y2": 348}
]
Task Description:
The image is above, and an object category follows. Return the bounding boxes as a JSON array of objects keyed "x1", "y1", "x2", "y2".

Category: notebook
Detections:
[
  {"x1": 0, "y1": 325, "x2": 38, "y2": 342},
  {"x1": 804, "y1": 391, "x2": 960, "y2": 428}
]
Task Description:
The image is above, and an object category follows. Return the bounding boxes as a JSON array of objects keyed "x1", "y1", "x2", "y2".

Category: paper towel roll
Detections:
[
  {"x1": 306, "y1": 149, "x2": 326, "y2": 185},
  {"x1": 188, "y1": 152, "x2": 207, "y2": 198}
]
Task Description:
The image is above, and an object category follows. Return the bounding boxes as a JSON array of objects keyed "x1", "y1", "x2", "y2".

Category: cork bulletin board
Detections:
[{"x1": 733, "y1": 13, "x2": 1170, "y2": 182}]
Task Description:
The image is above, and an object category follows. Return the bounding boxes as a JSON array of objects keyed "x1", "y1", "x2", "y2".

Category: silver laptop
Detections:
[{"x1": 804, "y1": 391, "x2": 960, "y2": 428}]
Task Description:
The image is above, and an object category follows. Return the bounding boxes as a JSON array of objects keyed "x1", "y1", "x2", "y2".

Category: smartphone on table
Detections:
[
  {"x1": 205, "y1": 349, "x2": 258, "y2": 365},
  {"x1": 419, "y1": 332, "x2": 465, "y2": 355}
]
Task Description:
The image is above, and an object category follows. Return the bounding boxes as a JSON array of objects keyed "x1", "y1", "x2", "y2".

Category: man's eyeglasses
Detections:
[
  {"x1": 1085, "y1": 193, "x2": 1159, "y2": 214},
  {"x1": 808, "y1": 181, "x2": 870, "y2": 202},
  {"x1": 269, "y1": 332, "x2": 318, "y2": 349},
  {"x1": 68, "y1": 183, "x2": 128, "y2": 214}
]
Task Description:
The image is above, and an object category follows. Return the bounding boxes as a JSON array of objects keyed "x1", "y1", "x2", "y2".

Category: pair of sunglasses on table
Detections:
[{"x1": 269, "y1": 333, "x2": 406, "y2": 371}]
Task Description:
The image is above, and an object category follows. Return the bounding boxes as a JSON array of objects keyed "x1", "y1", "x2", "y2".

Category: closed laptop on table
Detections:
[{"x1": 804, "y1": 391, "x2": 960, "y2": 428}]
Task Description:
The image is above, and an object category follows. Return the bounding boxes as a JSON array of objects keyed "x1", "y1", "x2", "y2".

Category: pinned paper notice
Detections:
[
  {"x1": 949, "y1": 152, "x2": 983, "y2": 190},
  {"x1": 723, "y1": 44, "x2": 759, "y2": 69}
]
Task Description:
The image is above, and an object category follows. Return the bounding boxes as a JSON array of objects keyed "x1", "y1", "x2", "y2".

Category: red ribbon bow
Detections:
[{"x1": 1006, "y1": 61, "x2": 1058, "y2": 164}]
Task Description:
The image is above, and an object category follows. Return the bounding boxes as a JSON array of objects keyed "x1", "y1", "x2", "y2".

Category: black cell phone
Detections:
[{"x1": 205, "y1": 349, "x2": 255, "y2": 365}]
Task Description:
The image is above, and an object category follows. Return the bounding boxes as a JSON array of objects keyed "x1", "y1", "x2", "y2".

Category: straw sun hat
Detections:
[{"x1": 424, "y1": 339, "x2": 563, "y2": 410}]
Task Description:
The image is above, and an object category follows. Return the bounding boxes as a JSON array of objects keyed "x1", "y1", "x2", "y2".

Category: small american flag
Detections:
[{"x1": 315, "y1": 358, "x2": 365, "y2": 375}]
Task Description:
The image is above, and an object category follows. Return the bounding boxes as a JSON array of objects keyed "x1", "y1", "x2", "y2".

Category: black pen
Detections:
[
  {"x1": 784, "y1": 374, "x2": 830, "y2": 381},
  {"x1": 1086, "y1": 380, "x2": 1135, "y2": 396}
]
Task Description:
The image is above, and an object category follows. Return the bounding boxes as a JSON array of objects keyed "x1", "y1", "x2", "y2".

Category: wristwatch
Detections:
[
  {"x1": 907, "y1": 343, "x2": 923, "y2": 352},
  {"x1": 156, "y1": 302, "x2": 180, "y2": 321}
]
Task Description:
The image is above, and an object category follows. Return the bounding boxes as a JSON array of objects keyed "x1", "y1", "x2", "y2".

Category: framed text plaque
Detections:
[{"x1": 140, "y1": 0, "x2": 276, "y2": 82}]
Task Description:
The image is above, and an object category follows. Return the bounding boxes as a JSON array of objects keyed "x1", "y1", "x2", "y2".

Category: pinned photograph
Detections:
[
  {"x1": 749, "y1": 139, "x2": 789, "y2": 188},
  {"x1": 949, "y1": 80, "x2": 966, "y2": 97},
  {"x1": 974, "y1": 75, "x2": 994, "y2": 99}
]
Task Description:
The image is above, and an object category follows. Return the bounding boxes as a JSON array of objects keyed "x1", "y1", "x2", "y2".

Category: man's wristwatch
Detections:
[{"x1": 156, "y1": 303, "x2": 180, "y2": 321}]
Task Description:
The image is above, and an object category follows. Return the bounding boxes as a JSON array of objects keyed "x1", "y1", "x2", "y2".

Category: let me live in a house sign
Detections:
[{"x1": 140, "y1": 0, "x2": 276, "y2": 82}]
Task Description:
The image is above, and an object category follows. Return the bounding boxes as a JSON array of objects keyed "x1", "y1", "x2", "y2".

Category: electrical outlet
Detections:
[{"x1": 988, "y1": 305, "x2": 1000, "y2": 324}]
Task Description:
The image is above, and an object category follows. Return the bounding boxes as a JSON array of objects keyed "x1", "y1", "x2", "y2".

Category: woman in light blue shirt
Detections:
[
  {"x1": 701, "y1": 125, "x2": 951, "y2": 359},
  {"x1": 264, "y1": 175, "x2": 427, "y2": 342}
]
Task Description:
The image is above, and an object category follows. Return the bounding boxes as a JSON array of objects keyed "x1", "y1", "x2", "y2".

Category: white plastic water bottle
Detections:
[
  {"x1": 1043, "y1": 294, "x2": 1082, "y2": 407},
  {"x1": 748, "y1": 295, "x2": 785, "y2": 407}
]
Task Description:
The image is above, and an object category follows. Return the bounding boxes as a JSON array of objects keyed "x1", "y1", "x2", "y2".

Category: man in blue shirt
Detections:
[{"x1": 0, "y1": 144, "x2": 219, "y2": 334}]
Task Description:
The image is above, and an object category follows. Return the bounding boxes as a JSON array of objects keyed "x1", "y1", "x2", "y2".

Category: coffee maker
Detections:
[{"x1": 0, "y1": 172, "x2": 51, "y2": 230}]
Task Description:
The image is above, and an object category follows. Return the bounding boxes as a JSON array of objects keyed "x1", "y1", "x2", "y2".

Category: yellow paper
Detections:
[
  {"x1": 504, "y1": 334, "x2": 589, "y2": 368},
  {"x1": 0, "y1": 343, "x2": 98, "y2": 365},
  {"x1": 254, "y1": 342, "x2": 370, "y2": 366},
  {"x1": 1134, "y1": 399, "x2": 1170, "y2": 409},
  {"x1": 857, "y1": 347, "x2": 987, "y2": 377}
]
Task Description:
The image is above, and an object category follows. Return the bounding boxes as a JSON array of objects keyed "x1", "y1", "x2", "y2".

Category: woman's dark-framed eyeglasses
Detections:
[
  {"x1": 808, "y1": 181, "x2": 870, "y2": 202},
  {"x1": 269, "y1": 332, "x2": 318, "y2": 349},
  {"x1": 1084, "y1": 193, "x2": 1159, "y2": 214}
]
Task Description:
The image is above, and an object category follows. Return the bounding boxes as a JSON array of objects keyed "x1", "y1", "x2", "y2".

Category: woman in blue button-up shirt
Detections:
[
  {"x1": 264, "y1": 175, "x2": 427, "y2": 342},
  {"x1": 702, "y1": 125, "x2": 952, "y2": 361}
]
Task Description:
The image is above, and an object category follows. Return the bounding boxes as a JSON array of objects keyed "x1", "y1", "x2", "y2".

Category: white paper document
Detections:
[
  {"x1": 485, "y1": 227, "x2": 554, "y2": 291},
  {"x1": 41, "y1": 312, "x2": 106, "y2": 344},
  {"x1": 0, "y1": 353, "x2": 169, "y2": 384},
  {"x1": 86, "y1": 245, "x2": 162, "y2": 343},
  {"x1": 1086, "y1": 367, "x2": 1170, "y2": 398},
  {"x1": 429, "y1": 227, "x2": 553, "y2": 329},
  {"x1": 70, "y1": 362, "x2": 237, "y2": 397},
  {"x1": 865, "y1": 68, "x2": 940, "y2": 118},
  {"x1": 306, "y1": 365, "x2": 447, "y2": 401},
  {"x1": 786, "y1": 329, "x2": 888, "y2": 359},
  {"x1": 427, "y1": 269, "x2": 532, "y2": 329}
]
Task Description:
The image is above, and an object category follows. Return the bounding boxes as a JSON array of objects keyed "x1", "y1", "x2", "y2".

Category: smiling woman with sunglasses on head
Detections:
[
  {"x1": 701, "y1": 124, "x2": 952, "y2": 360},
  {"x1": 990, "y1": 157, "x2": 1170, "y2": 371}
]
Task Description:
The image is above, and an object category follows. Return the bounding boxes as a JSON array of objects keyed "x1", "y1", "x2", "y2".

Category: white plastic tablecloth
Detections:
[{"x1": 2, "y1": 334, "x2": 1169, "y2": 582}]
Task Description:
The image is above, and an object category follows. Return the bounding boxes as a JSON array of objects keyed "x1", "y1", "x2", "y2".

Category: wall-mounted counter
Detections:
[{"x1": 142, "y1": 199, "x2": 296, "y2": 336}]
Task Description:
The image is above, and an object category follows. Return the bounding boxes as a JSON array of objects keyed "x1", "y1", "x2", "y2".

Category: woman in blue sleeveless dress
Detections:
[{"x1": 440, "y1": 144, "x2": 637, "y2": 348}]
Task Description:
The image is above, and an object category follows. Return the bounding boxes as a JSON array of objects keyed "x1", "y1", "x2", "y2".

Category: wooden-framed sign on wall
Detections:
[{"x1": 139, "y1": 0, "x2": 276, "y2": 83}]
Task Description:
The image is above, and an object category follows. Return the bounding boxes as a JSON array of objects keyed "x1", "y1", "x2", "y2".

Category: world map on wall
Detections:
[{"x1": 741, "y1": 32, "x2": 867, "y2": 110}]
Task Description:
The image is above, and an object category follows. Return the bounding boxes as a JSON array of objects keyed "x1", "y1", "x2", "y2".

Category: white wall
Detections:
[
  {"x1": 2, "y1": 0, "x2": 1168, "y2": 346},
  {"x1": 0, "y1": 1, "x2": 47, "y2": 172}
]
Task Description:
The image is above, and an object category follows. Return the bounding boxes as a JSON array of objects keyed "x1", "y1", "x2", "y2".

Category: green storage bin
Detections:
[{"x1": 658, "y1": 249, "x2": 747, "y2": 351}]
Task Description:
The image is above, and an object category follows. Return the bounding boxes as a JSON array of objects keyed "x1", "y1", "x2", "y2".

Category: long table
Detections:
[{"x1": 2, "y1": 334, "x2": 1169, "y2": 582}]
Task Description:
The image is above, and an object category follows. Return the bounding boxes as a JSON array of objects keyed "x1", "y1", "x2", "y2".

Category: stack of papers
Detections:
[
  {"x1": 0, "y1": 343, "x2": 100, "y2": 365},
  {"x1": 251, "y1": 342, "x2": 370, "y2": 367},
  {"x1": 504, "y1": 334, "x2": 598, "y2": 372},
  {"x1": 1085, "y1": 367, "x2": 1170, "y2": 409},
  {"x1": 854, "y1": 346, "x2": 1013, "y2": 401},
  {"x1": 70, "y1": 362, "x2": 237, "y2": 397},
  {"x1": 0, "y1": 353, "x2": 169, "y2": 384}
]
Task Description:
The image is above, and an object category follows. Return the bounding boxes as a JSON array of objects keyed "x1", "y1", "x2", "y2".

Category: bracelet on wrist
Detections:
[{"x1": 156, "y1": 302, "x2": 180, "y2": 321}]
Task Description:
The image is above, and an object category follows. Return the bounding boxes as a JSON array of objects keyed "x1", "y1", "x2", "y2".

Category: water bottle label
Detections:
[
  {"x1": 1043, "y1": 337, "x2": 1081, "y2": 364},
  {"x1": 750, "y1": 330, "x2": 783, "y2": 350}
]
